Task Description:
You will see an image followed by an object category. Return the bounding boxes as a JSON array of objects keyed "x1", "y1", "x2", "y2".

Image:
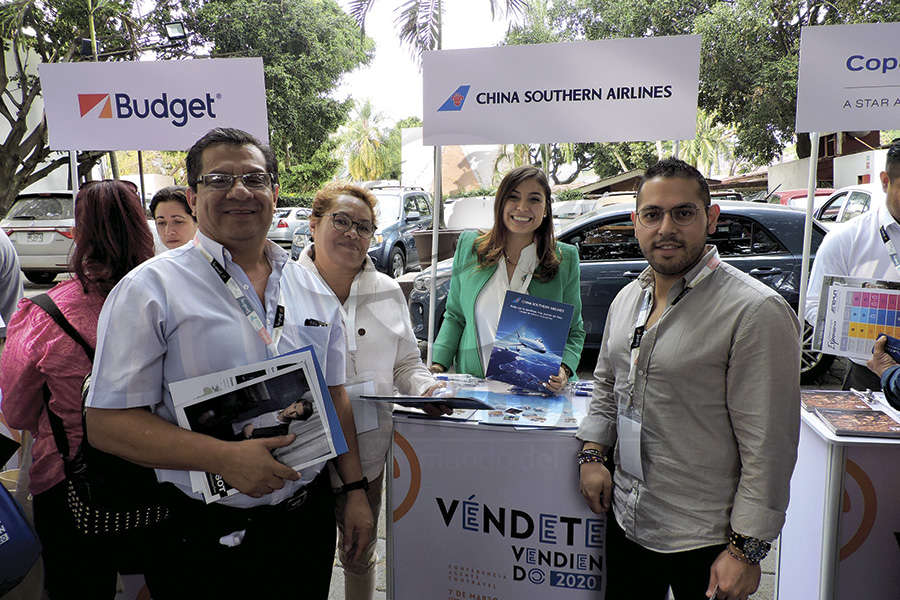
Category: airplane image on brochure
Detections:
[{"x1": 485, "y1": 291, "x2": 574, "y2": 393}]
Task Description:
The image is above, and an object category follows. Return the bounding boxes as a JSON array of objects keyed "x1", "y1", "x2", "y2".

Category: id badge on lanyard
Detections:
[
  {"x1": 619, "y1": 253, "x2": 720, "y2": 481},
  {"x1": 193, "y1": 237, "x2": 285, "y2": 355},
  {"x1": 621, "y1": 290, "x2": 652, "y2": 481}
]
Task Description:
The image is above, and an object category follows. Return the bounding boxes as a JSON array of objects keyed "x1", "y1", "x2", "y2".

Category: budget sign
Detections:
[{"x1": 40, "y1": 58, "x2": 268, "y2": 150}]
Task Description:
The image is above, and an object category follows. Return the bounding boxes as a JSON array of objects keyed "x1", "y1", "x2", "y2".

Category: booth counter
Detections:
[
  {"x1": 387, "y1": 414, "x2": 605, "y2": 600},
  {"x1": 776, "y1": 411, "x2": 900, "y2": 600}
]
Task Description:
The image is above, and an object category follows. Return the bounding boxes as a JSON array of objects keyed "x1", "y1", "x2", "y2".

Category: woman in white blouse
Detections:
[{"x1": 299, "y1": 183, "x2": 440, "y2": 599}]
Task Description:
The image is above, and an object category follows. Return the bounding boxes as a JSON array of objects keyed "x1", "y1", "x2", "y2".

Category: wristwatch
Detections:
[{"x1": 729, "y1": 530, "x2": 771, "y2": 564}]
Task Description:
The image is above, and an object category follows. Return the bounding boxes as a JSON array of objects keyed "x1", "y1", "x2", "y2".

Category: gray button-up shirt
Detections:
[{"x1": 577, "y1": 246, "x2": 800, "y2": 552}]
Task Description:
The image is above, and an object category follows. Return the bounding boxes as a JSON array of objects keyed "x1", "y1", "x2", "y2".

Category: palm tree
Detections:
[
  {"x1": 337, "y1": 99, "x2": 393, "y2": 181},
  {"x1": 349, "y1": 0, "x2": 527, "y2": 57}
]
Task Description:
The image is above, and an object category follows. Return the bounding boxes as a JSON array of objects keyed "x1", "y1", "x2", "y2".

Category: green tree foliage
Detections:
[
  {"x1": 0, "y1": 0, "x2": 182, "y2": 214},
  {"x1": 279, "y1": 139, "x2": 341, "y2": 194},
  {"x1": 335, "y1": 101, "x2": 419, "y2": 181},
  {"x1": 547, "y1": 0, "x2": 900, "y2": 164},
  {"x1": 188, "y1": 0, "x2": 372, "y2": 170}
]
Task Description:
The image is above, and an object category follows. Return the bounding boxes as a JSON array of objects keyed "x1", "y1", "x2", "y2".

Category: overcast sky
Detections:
[{"x1": 335, "y1": 0, "x2": 520, "y2": 124}]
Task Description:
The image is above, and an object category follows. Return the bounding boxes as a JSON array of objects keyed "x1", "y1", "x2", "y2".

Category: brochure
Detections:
[
  {"x1": 360, "y1": 395, "x2": 494, "y2": 411},
  {"x1": 800, "y1": 390, "x2": 873, "y2": 412},
  {"x1": 485, "y1": 291, "x2": 574, "y2": 393},
  {"x1": 169, "y1": 347, "x2": 347, "y2": 503},
  {"x1": 812, "y1": 275, "x2": 900, "y2": 360},
  {"x1": 814, "y1": 407, "x2": 900, "y2": 438}
]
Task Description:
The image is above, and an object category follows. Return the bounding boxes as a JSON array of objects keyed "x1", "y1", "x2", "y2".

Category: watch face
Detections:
[{"x1": 742, "y1": 537, "x2": 771, "y2": 562}]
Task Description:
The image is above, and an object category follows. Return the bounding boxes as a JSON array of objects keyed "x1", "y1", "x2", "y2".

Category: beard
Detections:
[{"x1": 640, "y1": 234, "x2": 707, "y2": 278}]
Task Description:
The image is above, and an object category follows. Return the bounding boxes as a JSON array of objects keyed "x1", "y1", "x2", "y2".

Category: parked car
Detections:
[
  {"x1": 813, "y1": 183, "x2": 886, "y2": 228},
  {"x1": 367, "y1": 186, "x2": 434, "y2": 278},
  {"x1": 767, "y1": 188, "x2": 834, "y2": 211},
  {"x1": 267, "y1": 206, "x2": 312, "y2": 250},
  {"x1": 710, "y1": 190, "x2": 744, "y2": 202},
  {"x1": 1, "y1": 190, "x2": 75, "y2": 284},
  {"x1": 290, "y1": 221, "x2": 312, "y2": 261},
  {"x1": 409, "y1": 201, "x2": 833, "y2": 383}
]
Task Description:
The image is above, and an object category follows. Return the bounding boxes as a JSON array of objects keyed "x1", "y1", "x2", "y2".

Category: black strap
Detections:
[
  {"x1": 29, "y1": 293, "x2": 95, "y2": 461},
  {"x1": 29, "y1": 293, "x2": 95, "y2": 361}
]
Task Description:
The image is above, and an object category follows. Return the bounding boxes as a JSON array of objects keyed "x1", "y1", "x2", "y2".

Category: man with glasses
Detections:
[
  {"x1": 576, "y1": 159, "x2": 800, "y2": 600},
  {"x1": 805, "y1": 138, "x2": 900, "y2": 390},
  {"x1": 85, "y1": 128, "x2": 372, "y2": 598}
]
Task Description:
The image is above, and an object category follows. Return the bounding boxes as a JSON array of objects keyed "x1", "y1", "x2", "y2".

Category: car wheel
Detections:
[
  {"x1": 24, "y1": 270, "x2": 57, "y2": 285},
  {"x1": 389, "y1": 247, "x2": 406, "y2": 278},
  {"x1": 801, "y1": 322, "x2": 836, "y2": 384}
]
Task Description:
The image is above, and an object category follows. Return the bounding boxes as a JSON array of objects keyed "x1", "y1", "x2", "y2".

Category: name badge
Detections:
[{"x1": 617, "y1": 413, "x2": 644, "y2": 481}]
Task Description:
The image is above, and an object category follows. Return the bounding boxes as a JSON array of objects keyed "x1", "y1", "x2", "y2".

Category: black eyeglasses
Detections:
[
  {"x1": 197, "y1": 172, "x2": 275, "y2": 190},
  {"x1": 636, "y1": 204, "x2": 704, "y2": 228},
  {"x1": 330, "y1": 212, "x2": 375, "y2": 238}
]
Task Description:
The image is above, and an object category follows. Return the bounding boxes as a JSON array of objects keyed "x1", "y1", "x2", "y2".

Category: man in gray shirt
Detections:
[
  {"x1": 577, "y1": 159, "x2": 800, "y2": 600},
  {"x1": 0, "y1": 229, "x2": 24, "y2": 336}
]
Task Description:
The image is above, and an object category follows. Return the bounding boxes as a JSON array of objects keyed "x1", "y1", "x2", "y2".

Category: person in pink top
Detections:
[{"x1": 0, "y1": 180, "x2": 154, "y2": 599}]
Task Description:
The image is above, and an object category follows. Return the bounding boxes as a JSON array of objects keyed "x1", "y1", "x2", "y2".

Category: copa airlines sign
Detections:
[
  {"x1": 40, "y1": 58, "x2": 268, "y2": 150},
  {"x1": 796, "y1": 22, "x2": 900, "y2": 133},
  {"x1": 423, "y1": 36, "x2": 700, "y2": 145}
]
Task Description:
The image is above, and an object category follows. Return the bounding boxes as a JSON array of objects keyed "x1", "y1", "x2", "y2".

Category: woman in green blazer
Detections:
[{"x1": 431, "y1": 166, "x2": 585, "y2": 392}]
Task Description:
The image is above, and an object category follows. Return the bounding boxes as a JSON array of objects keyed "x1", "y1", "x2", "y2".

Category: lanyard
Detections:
[
  {"x1": 627, "y1": 253, "x2": 720, "y2": 385},
  {"x1": 879, "y1": 226, "x2": 900, "y2": 270},
  {"x1": 193, "y1": 237, "x2": 285, "y2": 353}
]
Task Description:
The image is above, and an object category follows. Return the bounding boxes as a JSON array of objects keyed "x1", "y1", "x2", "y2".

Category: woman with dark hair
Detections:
[
  {"x1": 150, "y1": 185, "x2": 197, "y2": 249},
  {"x1": 431, "y1": 166, "x2": 585, "y2": 392},
  {"x1": 0, "y1": 180, "x2": 154, "y2": 598}
]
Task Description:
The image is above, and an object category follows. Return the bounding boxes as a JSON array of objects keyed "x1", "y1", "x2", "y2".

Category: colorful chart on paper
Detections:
[{"x1": 814, "y1": 279, "x2": 900, "y2": 360}]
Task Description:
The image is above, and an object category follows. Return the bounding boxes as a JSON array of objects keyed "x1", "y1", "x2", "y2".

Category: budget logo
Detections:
[
  {"x1": 78, "y1": 94, "x2": 113, "y2": 119},
  {"x1": 437, "y1": 85, "x2": 471, "y2": 112},
  {"x1": 75, "y1": 91, "x2": 219, "y2": 127}
]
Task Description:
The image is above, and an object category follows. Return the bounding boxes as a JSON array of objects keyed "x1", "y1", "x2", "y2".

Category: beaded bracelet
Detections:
[
  {"x1": 576, "y1": 450, "x2": 609, "y2": 467},
  {"x1": 726, "y1": 547, "x2": 752, "y2": 564}
]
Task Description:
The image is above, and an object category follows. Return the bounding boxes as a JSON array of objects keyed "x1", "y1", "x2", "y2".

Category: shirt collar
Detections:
[
  {"x1": 637, "y1": 244, "x2": 719, "y2": 291},
  {"x1": 194, "y1": 230, "x2": 287, "y2": 270},
  {"x1": 877, "y1": 204, "x2": 899, "y2": 232}
]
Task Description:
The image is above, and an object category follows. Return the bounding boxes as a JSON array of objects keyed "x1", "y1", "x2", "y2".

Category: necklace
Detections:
[{"x1": 505, "y1": 255, "x2": 518, "y2": 266}]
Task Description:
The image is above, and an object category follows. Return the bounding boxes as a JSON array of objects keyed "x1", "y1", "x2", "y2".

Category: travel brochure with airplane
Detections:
[{"x1": 485, "y1": 291, "x2": 574, "y2": 393}]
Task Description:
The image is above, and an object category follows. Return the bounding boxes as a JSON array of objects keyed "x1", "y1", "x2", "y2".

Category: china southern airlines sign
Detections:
[
  {"x1": 423, "y1": 36, "x2": 701, "y2": 146},
  {"x1": 40, "y1": 58, "x2": 268, "y2": 150}
]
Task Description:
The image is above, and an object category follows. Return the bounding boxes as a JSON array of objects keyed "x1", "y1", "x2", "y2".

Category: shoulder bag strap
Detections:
[{"x1": 29, "y1": 293, "x2": 95, "y2": 460}]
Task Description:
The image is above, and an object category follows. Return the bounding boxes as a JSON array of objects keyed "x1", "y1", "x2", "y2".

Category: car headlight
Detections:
[
  {"x1": 413, "y1": 276, "x2": 431, "y2": 292},
  {"x1": 369, "y1": 234, "x2": 384, "y2": 247}
]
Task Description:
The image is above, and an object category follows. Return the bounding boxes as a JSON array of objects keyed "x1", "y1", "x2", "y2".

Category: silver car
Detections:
[
  {"x1": 267, "y1": 206, "x2": 312, "y2": 250},
  {"x1": 1, "y1": 191, "x2": 74, "y2": 284}
]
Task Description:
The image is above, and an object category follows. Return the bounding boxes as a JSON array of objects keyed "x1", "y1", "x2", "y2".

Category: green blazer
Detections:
[{"x1": 432, "y1": 230, "x2": 585, "y2": 378}]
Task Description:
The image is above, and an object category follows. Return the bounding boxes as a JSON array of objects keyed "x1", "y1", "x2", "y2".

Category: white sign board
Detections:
[
  {"x1": 796, "y1": 22, "x2": 900, "y2": 133},
  {"x1": 390, "y1": 417, "x2": 605, "y2": 599},
  {"x1": 423, "y1": 36, "x2": 701, "y2": 146},
  {"x1": 39, "y1": 58, "x2": 269, "y2": 150}
]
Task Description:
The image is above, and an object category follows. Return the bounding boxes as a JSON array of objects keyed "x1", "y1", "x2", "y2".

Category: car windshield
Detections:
[
  {"x1": 7, "y1": 195, "x2": 74, "y2": 220},
  {"x1": 373, "y1": 193, "x2": 402, "y2": 226}
]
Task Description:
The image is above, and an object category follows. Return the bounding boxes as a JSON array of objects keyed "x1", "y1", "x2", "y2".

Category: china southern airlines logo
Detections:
[
  {"x1": 78, "y1": 93, "x2": 113, "y2": 118},
  {"x1": 437, "y1": 85, "x2": 471, "y2": 112}
]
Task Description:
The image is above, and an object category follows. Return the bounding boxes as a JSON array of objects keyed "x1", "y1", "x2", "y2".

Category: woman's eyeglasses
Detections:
[{"x1": 330, "y1": 212, "x2": 375, "y2": 238}]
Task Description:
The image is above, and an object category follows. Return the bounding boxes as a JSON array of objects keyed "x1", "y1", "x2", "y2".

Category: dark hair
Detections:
[
  {"x1": 636, "y1": 158, "x2": 711, "y2": 207},
  {"x1": 886, "y1": 138, "x2": 900, "y2": 182},
  {"x1": 150, "y1": 185, "x2": 195, "y2": 221},
  {"x1": 71, "y1": 180, "x2": 154, "y2": 297},
  {"x1": 474, "y1": 165, "x2": 559, "y2": 282},
  {"x1": 186, "y1": 128, "x2": 278, "y2": 191},
  {"x1": 312, "y1": 183, "x2": 377, "y2": 226}
]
